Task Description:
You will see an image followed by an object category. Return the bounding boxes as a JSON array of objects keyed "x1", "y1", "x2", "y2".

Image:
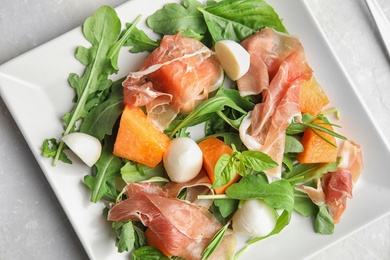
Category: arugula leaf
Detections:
[
  {"x1": 112, "y1": 221, "x2": 136, "y2": 253},
  {"x1": 199, "y1": 0, "x2": 287, "y2": 42},
  {"x1": 120, "y1": 162, "x2": 165, "y2": 184},
  {"x1": 283, "y1": 161, "x2": 338, "y2": 185},
  {"x1": 41, "y1": 138, "x2": 72, "y2": 164},
  {"x1": 84, "y1": 134, "x2": 123, "y2": 203},
  {"x1": 147, "y1": 0, "x2": 207, "y2": 39},
  {"x1": 107, "y1": 15, "x2": 142, "y2": 70},
  {"x1": 43, "y1": 6, "x2": 123, "y2": 166},
  {"x1": 168, "y1": 95, "x2": 247, "y2": 138},
  {"x1": 80, "y1": 79, "x2": 124, "y2": 141},
  {"x1": 124, "y1": 23, "x2": 160, "y2": 53}
]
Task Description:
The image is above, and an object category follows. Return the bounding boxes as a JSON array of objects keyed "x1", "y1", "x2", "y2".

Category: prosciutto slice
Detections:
[
  {"x1": 239, "y1": 29, "x2": 312, "y2": 181},
  {"x1": 164, "y1": 170, "x2": 214, "y2": 207},
  {"x1": 237, "y1": 28, "x2": 302, "y2": 96},
  {"x1": 337, "y1": 140, "x2": 364, "y2": 183},
  {"x1": 122, "y1": 32, "x2": 223, "y2": 130},
  {"x1": 298, "y1": 140, "x2": 363, "y2": 223},
  {"x1": 108, "y1": 182, "x2": 236, "y2": 260},
  {"x1": 322, "y1": 169, "x2": 353, "y2": 223}
]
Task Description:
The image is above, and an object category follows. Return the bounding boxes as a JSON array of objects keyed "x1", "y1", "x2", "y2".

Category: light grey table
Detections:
[{"x1": 1, "y1": 0, "x2": 389, "y2": 259}]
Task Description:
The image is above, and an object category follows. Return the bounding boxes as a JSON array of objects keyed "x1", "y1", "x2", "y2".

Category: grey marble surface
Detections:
[{"x1": 0, "y1": 0, "x2": 389, "y2": 259}]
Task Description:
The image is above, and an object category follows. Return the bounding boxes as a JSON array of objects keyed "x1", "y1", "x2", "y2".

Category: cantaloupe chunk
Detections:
[
  {"x1": 198, "y1": 137, "x2": 241, "y2": 194},
  {"x1": 296, "y1": 119, "x2": 338, "y2": 164},
  {"x1": 144, "y1": 228, "x2": 173, "y2": 258},
  {"x1": 113, "y1": 106, "x2": 169, "y2": 167},
  {"x1": 299, "y1": 76, "x2": 329, "y2": 116}
]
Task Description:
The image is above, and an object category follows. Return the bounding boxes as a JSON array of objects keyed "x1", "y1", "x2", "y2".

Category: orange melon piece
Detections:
[
  {"x1": 113, "y1": 106, "x2": 169, "y2": 167},
  {"x1": 198, "y1": 137, "x2": 241, "y2": 194},
  {"x1": 299, "y1": 76, "x2": 329, "y2": 116},
  {"x1": 296, "y1": 119, "x2": 338, "y2": 164},
  {"x1": 144, "y1": 228, "x2": 173, "y2": 258}
]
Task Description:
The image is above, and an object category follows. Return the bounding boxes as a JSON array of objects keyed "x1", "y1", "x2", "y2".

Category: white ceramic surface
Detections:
[{"x1": 0, "y1": 0, "x2": 389, "y2": 259}]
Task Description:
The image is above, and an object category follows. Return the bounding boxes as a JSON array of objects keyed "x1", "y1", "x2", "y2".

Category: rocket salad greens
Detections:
[{"x1": 41, "y1": 0, "x2": 362, "y2": 259}]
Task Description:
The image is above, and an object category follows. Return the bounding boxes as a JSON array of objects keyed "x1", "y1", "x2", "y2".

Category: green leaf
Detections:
[
  {"x1": 80, "y1": 80, "x2": 124, "y2": 141},
  {"x1": 124, "y1": 24, "x2": 160, "y2": 53},
  {"x1": 147, "y1": 0, "x2": 207, "y2": 37},
  {"x1": 214, "y1": 199, "x2": 238, "y2": 218},
  {"x1": 240, "y1": 150, "x2": 278, "y2": 172},
  {"x1": 168, "y1": 95, "x2": 247, "y2": 138},
  {"x1": 112, "y1": 221, "x2": 136, "y2": 253},
  {"x1": 286, "y1": 113, "x2": 314, "y2": 135},
  {"x1": 132, "y1": 246, "x2": 170, "y2": 260},
  {"x1": 226, "y1": 175, "x2": 294, "y2": 213},
  {"x1": 284, "y1": 135, "x2": 304, "y2": 153},
  {"x1": 213, "y1": 154, "x2": 236, "y2": 189},
  {"x1": 120, "y1": 162, "x2": 165, "y2": 184},
  {"x1": 41, "y1": 138, "x2": 72, "y2": 164},
  {"x1": 226, "y1": 175, "x2": 294, "y2": 244},
  {"x1": 315, "y1": 205, "x2": 334, "y2": 234},
  {"x1": 84, "y1": 134, "x2": 123, "y2": 203},
  {"x1": 51, "y1": 6, "x2": 123, "y2": 165},
  {"x1": 201, "y1": 223, "x2": 229, "y2": 260},
  {"x1": 200, "y1": 0, "x2": 287, "y2": 42},
  {"x1": 107, "y1": 15, "x2": 142, "y2": 71},
  {"x1": 283, "y1": 161, "x2": 338, "y2": 184},
  {"x1": 293, "y1": 189, "x2": 318, "y2": 217}
]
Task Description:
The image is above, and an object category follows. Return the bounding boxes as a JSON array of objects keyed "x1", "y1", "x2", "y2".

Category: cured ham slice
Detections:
[
  {"x1": 122, "y1": 32, "x2": 223, "y2": 130},
  {"x1": 164, "y1": 170, "x2": 214, "y2": 207},
  {"x1": 239, "y1": 29, "x2": 312, "y2": 181},
  {"x1": 322, "y1": 169, "x2": 353, "y2": 223},
  {"x1": 337, "y1": 140, "x2": 364, "y2": 183},
  {"x1": 107, "y1": 182, "x2": 236, "y2": 260},
  {"x1": 298, "y1": 140, "x2": 363, "y2": 223},
  {"x1": 237, "y1": 28, "x2": 302, "y2": 96}
]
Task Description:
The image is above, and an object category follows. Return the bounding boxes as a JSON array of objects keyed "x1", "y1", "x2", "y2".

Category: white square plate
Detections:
[{"x1": 1, "y1": 0, "x2": 390, "y2": 259}]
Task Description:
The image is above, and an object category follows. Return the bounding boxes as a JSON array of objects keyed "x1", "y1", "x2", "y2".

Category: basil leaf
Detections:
[
  {"x1": 132, "y1": 246, "x2": 170, "y2": 260},
  {"x1": 293, "y1": 190, "x2": 318, "y2": 217},
  {"x1": 284, "y1": 135, "x2": 304, "y2": 153},
  {"x1": 240, "y1": 150, "x2": 278, "y2": 172},
  {"x1": 200, "y1": 0, "x2": 287, "y2": 42},
  {"x1": 213, "y1": 154, "x2": 235, "y2": 189},
  {"x1": 315, "y1": 205, "x2": 335, "y2": 234},
  {"x1": 147, "y1": 0, "x2": 206, "y2": 38}
]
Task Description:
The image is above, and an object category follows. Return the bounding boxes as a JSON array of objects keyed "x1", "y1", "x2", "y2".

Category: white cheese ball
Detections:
[
  {"x1": 163, "y1": 137, "x2": 203, "y2": 183},
  {"x1": 62, "y1": 132, "x2": 102, "y2": 167},
  {"x1": 215, "y1": 40, "x2": 250, "y2": 81},
  {"x1": 232, "y1": 199, "x2": 277, "y2": 237}
]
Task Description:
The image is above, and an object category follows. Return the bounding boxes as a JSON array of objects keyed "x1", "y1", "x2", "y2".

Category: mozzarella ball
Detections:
[
  {"x1": 163, "y1": 137, "x2": 203, "y2": 183},
  {"x1": 62, "y1": 132, "x2": 102, "y2": 167},
  {"x1": 215, "y1": 40, "x2": 250, "y2": 81},
  {"x1": 232, "y1": 199, "x2": 277, "y2": 237}
]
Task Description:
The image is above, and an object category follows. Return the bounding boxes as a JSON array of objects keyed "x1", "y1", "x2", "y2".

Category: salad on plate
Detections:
[{"x1": 41, "y1": 0, "x2": 364, "y2": 259}]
